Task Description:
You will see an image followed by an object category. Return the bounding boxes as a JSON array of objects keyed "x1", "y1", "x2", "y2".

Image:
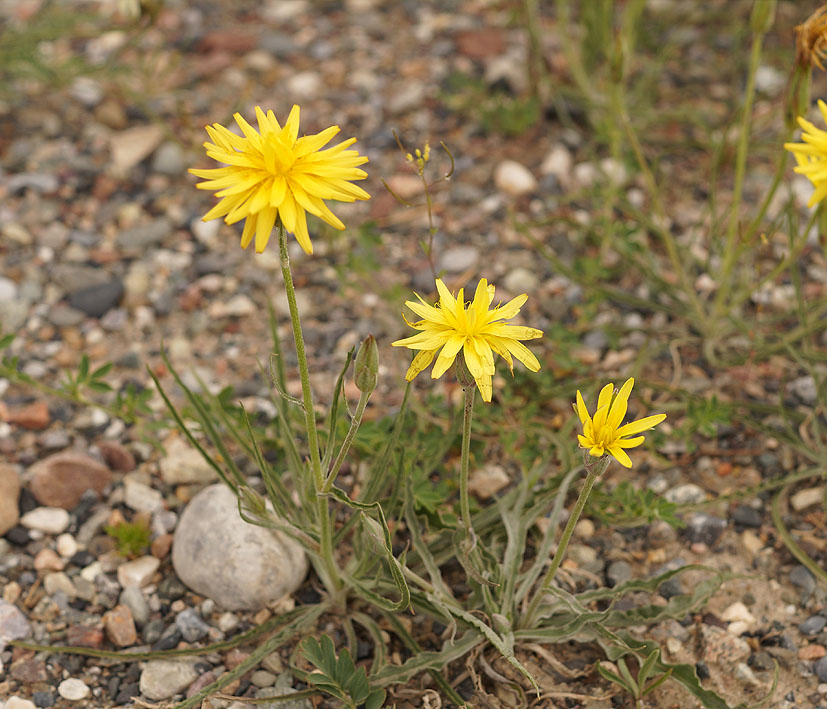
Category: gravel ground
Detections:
[{"x1": 1, "y1": 1, "x2": 827, "y2": 707}]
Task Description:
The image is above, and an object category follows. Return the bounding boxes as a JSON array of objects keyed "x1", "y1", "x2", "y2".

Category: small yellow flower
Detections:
[
  {"x1": 190, "y1": 105, "x2": 370, "y2": 255},
  {"x1": 391, "y1": 278, "x2": 543, "y2": 402},
  {"x1": 575, "y1": 378, "x2": 666, "y2": 468},
  {"x1": 784, "y1": 99, "x2": 827, "y2": 207}
]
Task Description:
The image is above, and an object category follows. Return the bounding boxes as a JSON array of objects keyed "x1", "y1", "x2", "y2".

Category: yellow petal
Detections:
[
  {"x1": 607, "y1": 445, "x2": 633, "y2": 468},
  {"x1": 606, "y1": 377, "x2": 634, "y2": 431},
  {"x1": 405, "y1": 349, "x2": 437, "y2": 381},
  {"x1": 254, "y1": 207, "x2": 277, "y2": 253},
  {"x1": 593, "y1": 383, "x2": 615, "y2": 432},
  {"x1": 575, "y1": 390, "x2": 591, "y2": 427},
  {"x1": 615, "y1": 413, "x2": 667, "y2": 438}
]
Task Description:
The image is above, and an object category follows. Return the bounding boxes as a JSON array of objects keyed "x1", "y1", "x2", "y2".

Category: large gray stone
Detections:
[{"x1": 172, "y1": 484, "x2": 307, "y2": 610}]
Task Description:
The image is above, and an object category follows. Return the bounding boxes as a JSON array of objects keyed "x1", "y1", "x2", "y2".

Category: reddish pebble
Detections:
[
  {"x1": 151, "y1": 533, "x2": 173, "y2": 559},
  {"x1": 799, "y1": 644, "x2": 826, "y2": 660},
  {"x1": 66, "y1": 625, "x2": 104, "y2": 649},
  {"x1": 96, "y1": 441, "x2": 136, "y2": 472},
  {"x1": 186, "y1": 671, "x2": 216, "y2": 698},
  {"x1": 716, "y1": 462, "x2": 733, "y2": 476},
  {"x1": 10, "y1": 658, "x2": 49, "y2": 683},
  {"x1": 33, "y1": 548, "x2": 64, "y2": 572},
  {"x1": 8, "y1": 401, "x2": 50, "y2": 430},
  {"x1": 224, "y1": 648, "x2": 250, "y2": 670},
  {"x1": 28, "y1": 450, "x2": 112, "y2": 509},
  {"x1": 197, "y1": 30, "x2": 258, "y2": 53},
  {"x1": 103, "y1": 605, "x2": 138, "y2": 647}
]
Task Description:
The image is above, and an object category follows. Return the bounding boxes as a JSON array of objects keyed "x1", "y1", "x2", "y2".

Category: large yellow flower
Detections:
[
  {"x1": 189, "y1": 105, "x2": 370, "y2": 254},
  {"x1": 784, "y1": 99, "x2": 827, "y2": 207},
  {"x1": 391, "y1": 278, "x2": 543, "y2": 402},
  {"x1": 575, "y1": 378, "x2": 666, "y2": 468}
]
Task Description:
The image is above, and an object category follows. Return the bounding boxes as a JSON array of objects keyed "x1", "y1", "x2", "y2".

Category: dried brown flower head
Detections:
[{"x1": 796, "y1": 4, "x2": 827, "y2": 70}]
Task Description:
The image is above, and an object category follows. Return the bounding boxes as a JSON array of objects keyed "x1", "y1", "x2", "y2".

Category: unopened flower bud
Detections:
[
  {"x1": 354, "y1": 335, "x2": 379, "y2": 393},
  {"x1": 750, "y1": 0, "x2": 776, "y2": 35},
  {"x1": 238, "y1": 485, "x2": 268, "y2": 517}
]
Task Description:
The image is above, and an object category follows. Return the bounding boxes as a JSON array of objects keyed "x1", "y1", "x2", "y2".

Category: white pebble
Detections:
[
  {"x1": 5, "y1": 697, "x2": 37, "y2": 709},
  {"x1": 494, "y1": 160, "x2": 538, "y2": 197},
  {"x1": 58, "y1": 678, "x2": 90, "y2": 701},
  {"x1": 20, "y1": 507, "x2": 70, "y2": 535},
  {"x1": 56, "y1": 533, "x2": 78, "y2": 558},
  {"x1": 117, "y1": 556, "x2": 160, "y2": 588}
]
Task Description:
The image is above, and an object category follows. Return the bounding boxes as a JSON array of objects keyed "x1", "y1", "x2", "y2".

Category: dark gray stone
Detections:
[
  {"x1": 732, "y1": 505, "x2": 762, "y2": 528},
  {"x1": 790, "y1": 565, "x2": 817, "y2": 597},
  {"x1": 816, "y1": 655, "x2": 827, "y2": 683},
  {"x1": 799, "y1": 615, "x2": 826, "y2": 636},
  {"x1": 68, "y1": 280, "x2": 124, "y2": 318},
  {"x1": 685, "y1": 513, "x2": 727, "y2": 546},
  {"x1": 142, "y1": 618, "x2": 165, "y2": 644},
  {"x1": 175, "y1": 608, "x2": 210, "y2": 642}
]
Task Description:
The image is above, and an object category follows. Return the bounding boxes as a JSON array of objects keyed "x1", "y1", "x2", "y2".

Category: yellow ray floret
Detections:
[
  {"x1": 391, "y1": 278, "x2": 543, "y2": 403},
  {"x1": 784, "y1": 99, "x2": 827, "y2": 208},
  {"x1": 189, "y1": 105, "x2": 370, "y2": 254},
  {"x1": 574, "y1": 378, "x2": 666, "y2": 468}
]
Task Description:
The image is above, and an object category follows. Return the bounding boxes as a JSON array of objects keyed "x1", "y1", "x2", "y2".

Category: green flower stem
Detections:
[
  {"x1": 322, "y1": 390, "x2": 370, "y2": 493},
  {"x1": 730, "y1": 207, "x2": 820, "y2": 313},
  {"x1": 522, "y1": 456, "x2": 607, "y2": 629},
  {"x1": 276, "y1": 222, "x2": 341, "y2": 594},
  {"x1": 711, "y1": 25, "x2": 766, "y2": 320},
  {"x1": 459, "y1": 384, "x2": 476, "y2": 534}
]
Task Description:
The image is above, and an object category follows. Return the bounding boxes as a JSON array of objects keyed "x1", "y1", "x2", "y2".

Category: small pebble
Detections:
[
  {"x1": 217, "y1": 612, "x2": 239, "y2": 633},
  {"x1": 5, "y1": 698, "x2": 37, "y2": 709},
  {"x1": 816, "y1": 656, "x2": 827, "y2": 683},
  {"x1": 176, "y1": 608, "x2": 210, "y2": 642},
  {"x1": 120, "y1": 585, "x2": 150, "y2": 627},
  {"x1": 791, "y1": 486, "x2": 824, "y2": 511},
  {"x1": 685, "y1": 513, "x2": 727, "y2": 546},
  {"x1": 732, "y1": 504, "x2": 762, "y2": 528},
  {"x1": 800, "y1": 615, "x2": 827, "y2": 636},
  {"x1": 606, "y1": 560, "x2": 633, "y2": 587},
  {"x1": 799, "y1": 644, "x2": 827, "y2": 660},
  {"x1": 58, "y1": 678, "x2": 90, "y2": 701},
  {"x1": 721, "y1": 602, "x2": 756, "y2": 625},
  {"x1": 31, "y1": 691, "x2": 55, "y2": 708},
  {"x1": 139, "y1": 660, "x2": 200, "y2": 700},
  {"x1": 55, "y1": 533, "x2": 78, "y2": 558},
  {"x1": 251, "y1": 670, "x2": 277, "y2": 687},
  {"x1": 117, "y1": 556, "x2": 160, "y2": 588},
  {"x1": 791, "y1": 565, "x2": 817, "y2": 597},
  {"x1": 19, "y1": 507, "x2": 70, "y2": 535},
  {"x1": 664, "y1": 483, "x2": 707, "y2": 505}
]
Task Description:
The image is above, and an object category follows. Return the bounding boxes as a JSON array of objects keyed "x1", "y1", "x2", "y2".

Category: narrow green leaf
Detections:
[
  {"x1": 596, "y1": 662, "x2": 633, "y2": 693},
  {"x1": 91, "y1": 362, "x2": 113, "y2": 380},
  {"x1": 78, "y1": 354, "x2": 89, "y2": 381},
  {"x1": 637, "y1": 648, "x2": 660, "y2": 688}
]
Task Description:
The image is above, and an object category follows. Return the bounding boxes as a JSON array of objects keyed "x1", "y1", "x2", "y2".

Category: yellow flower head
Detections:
[
  {"x1": 391, "y1": 278, "x2": 543, "y2": 402},
  {"x1": 190, "y1": 105, "x2": 370, "y2": 255},
  {"x1": 575, "y1": 378, "x2": 666, "y2": 468},
  {"x1": 784, "y1": 99, "x2": 827, "y2": 207}
]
